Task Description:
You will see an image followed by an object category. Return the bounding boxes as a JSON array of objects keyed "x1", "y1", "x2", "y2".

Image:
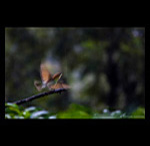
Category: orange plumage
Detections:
[
  {"x1": 40, "y1": 64, "x2": 52, "y2": 84},
  {"x1": 52, "y1": 72, "x2": 62, "y2": 80},
  {"x1": 48, "y1": 83, "x2": 70, "y2": 90}
]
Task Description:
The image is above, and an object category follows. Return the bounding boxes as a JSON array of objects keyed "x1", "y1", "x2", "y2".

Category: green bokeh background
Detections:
[{"x1": 5, "y1": 27, "x2": 145, "y2": 116}]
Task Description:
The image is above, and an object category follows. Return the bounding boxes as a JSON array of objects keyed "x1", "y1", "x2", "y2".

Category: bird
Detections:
[{"x1": 34, "y1": 63, "x2": 62, "y2": 91}]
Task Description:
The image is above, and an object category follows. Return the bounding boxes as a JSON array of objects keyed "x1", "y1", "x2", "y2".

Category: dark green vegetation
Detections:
[
  {"x1": 5, "y1": 103, "x2": 145, "y2": 119},
  {"x1": 5, "y1": 28, "x2": 145, "y2": 119}
]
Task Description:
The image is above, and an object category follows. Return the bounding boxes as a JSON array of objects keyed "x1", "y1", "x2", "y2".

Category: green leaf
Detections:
[
  {"x1": 130, "y1": 107, "x2": 145, "y2": 119},
  {"x1": 57, "y1": 110, "x2": 92, "y2": 119},
  {"x1": 22, "y1": 110, "x2": 31, "y2": 119},
  {"x1": 57, "y1": 103, "x2": 93, "y2": 119},
  {"x1": 5, "y1": 102, "x2": 19, "y2": 109}
]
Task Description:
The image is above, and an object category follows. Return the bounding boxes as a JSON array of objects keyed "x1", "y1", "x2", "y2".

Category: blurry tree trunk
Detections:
[
  {"x1": 106, "y1": 47, "x2": 119, "y2": 109},
  {"x1": 106, "y1": 28, "x2": 123, "y2": 109}
]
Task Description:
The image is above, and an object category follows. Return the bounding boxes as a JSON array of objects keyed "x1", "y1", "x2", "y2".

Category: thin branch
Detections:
[{"x1": 13, "y1": 88, "x2": 67, "y2": 105}]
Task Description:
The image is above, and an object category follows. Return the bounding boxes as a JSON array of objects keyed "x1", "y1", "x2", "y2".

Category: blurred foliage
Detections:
[
  {"x1": 5, "y1": 103, "x2": 145, "y2": 119},
  {"x1": 5, "y1": 27, "x2": 145, "y2": 118}
]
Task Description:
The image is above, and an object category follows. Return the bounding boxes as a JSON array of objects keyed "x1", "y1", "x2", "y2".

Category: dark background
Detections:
[{"x1": 5, "y1": 27, "x2": 145, "y2": 114}]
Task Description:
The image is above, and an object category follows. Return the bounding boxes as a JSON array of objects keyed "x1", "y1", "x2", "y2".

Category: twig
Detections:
[{"x1": 12, "y1": 88, "x2": 67, "y2": 105}]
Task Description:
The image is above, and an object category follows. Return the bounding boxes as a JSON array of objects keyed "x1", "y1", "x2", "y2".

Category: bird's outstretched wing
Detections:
[
  {"x1": 48, "y1": 83, "x2": 70, "y2": 90},
  {"x1": 40, "y1": 64, "x2": 52, "y2": 85}
]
